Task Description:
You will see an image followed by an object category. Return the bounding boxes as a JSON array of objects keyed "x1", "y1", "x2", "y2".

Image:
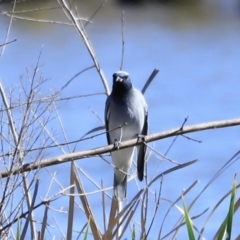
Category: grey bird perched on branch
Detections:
[{"x1": 105, "y1": 71, "x2": 148, "y2": 201}]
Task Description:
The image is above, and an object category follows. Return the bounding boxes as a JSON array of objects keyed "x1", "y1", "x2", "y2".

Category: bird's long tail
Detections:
[
  {"x1": 114, "y1": 174, "x2": 127, "y2": 202},
  {"x1": 113, "y1": 174, "x2": 126, "y2": 239}
]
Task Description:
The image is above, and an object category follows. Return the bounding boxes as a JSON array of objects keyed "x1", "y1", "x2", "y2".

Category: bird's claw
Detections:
[
  {"x1": 114, "y1": 140, "x2": 122, "y2": 150},
  {"x1": 137, "y1": 134, "x2": 146, "y2": 142}
]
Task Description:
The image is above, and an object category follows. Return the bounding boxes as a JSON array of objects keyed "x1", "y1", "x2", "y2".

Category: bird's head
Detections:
[{"x1": 112, "y1": 71, "x2": 132, "y2": 94}]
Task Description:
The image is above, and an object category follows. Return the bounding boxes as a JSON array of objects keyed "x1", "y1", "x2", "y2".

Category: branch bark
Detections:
[{"x1": 1, "y1": 118, "x2": 240, "y2": 178}]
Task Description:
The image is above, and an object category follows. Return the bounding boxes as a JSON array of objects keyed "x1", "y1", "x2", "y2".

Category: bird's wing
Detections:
[
  {"x1": 105, "y1": 96, "x2": 111, "y2": 145},
  {"x1": 137, "y1": 92, "x2": 148, "y2": 181}
]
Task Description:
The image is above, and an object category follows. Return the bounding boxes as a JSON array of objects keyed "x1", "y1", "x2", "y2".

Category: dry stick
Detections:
[
  {"x1": 0, "y1": 39, "x2": 17, "y2": 48},
  {"x1": 58, "y1": 65, "x2": 95, "y2": 92},
  {"x1": 58, "y1": 0, "x2": 110, "y2": 95},
  {"x1": 118, "y1": 197, "x2": 142, "y2": 239},
  {"x1": 0, "y1": 200, "x2": 51, "y2": 234},
  {"x1": 57, "y1": 81, "x2": 76, "y2": 240},
  {"x1": 1, "y1": 118, "x2": 240, "y2": 178},
  {"x1": 84, "y1": 0, "x2": 106, "y2": 28},
  {"x1": 5, "y1": 7, "x2": 61, "y2": 14},
  {"x1": 55, "y1": 97, "x2": 75, "y2": 240},
  {"x1": 74, "y1": 165, "x2": 102, "y2": 240},
  {"x1": 0, "y1": 92, "x2": 104, "y2": 113},
  {"x1": 0, "y1": 0, "x2": 17, "y2": 59},
  {"x1": 145, "y1": 176, "x2": 163, "y2": 239},
  {"x1": 120, "y1": 11, "x2": 125, "y2": 71},
  {"x1": 39, "y1": 202, "x2": 49, "y2": 240},
  {"x1": 2, "y1": 12, "x2": 73, "y2": 25},
  {"x1": 0, "y1": 82, "x2": 18, "y2": 144},
  {"x1": 104, "y1": 190, "x2": 143, "y2": 239},
  {"x1": 66, "y1": 163, "x2": 75, "y2": 240},
  {"x1": 20, "y1": 178, "x2": 39, "y2": 240},
  {"x1": 101, "y1": 180, "x2": 107, "y2": 233},
  {"x1": 141, "y1": 69, "x2": 159, "y2": 95}
]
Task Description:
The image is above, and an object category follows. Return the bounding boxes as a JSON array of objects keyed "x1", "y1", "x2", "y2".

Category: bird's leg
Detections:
[
  {"x1": 114, "y1": 124, "x2": 124, "y2": 150},
  {"x1": 114, "y1": 139, "x2": 122, "y2": 150},
  {"x1": 137, "y1": 134, "x2": 146, "y2": 143}
]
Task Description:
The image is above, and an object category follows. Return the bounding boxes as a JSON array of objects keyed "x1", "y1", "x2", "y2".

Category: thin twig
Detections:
[
  {"x1": 0, "y1": 0, "x2": 17, "y2": 59},
  {"x1": 0, "y1": 200, "x2": 51, "y2": 234},
  {"x1": 0, "y1": 39, "x2": 17, "y2": 48},
  {"x1": 145, "y1": 176, "x2": 163, "y2": 239},
  {"x1": 84, "y1": 0, "x2": 106, "y2": 28},
  {"x1": 164, "y1": 116, "x2": 189, "y2": 156},
  {"x1": 2, "y1": 12, "x2": 90, "y2": 25},
  {"x1": 6, "y1": 7, "x2": 61, "y2": 14},
  {"x1": 58, "y1": 65, "x2": 95, "y2": 92},
  {"x1": 120, "y1": 11, "x2": 125, "y2": 70},
  {"x1": 0, "y1": 92, "x2": 104, "y2": 113},
  {"x1": 141, "y1": 69, "x2": 159, "y2": 95},
  {"x1": 58, "y1": 0, "x2": 110, "y2": 95}
]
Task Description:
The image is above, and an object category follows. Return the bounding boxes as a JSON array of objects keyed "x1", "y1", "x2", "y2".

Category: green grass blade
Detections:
[
  {"x1": 132, "y1": 224, "x2": 136, "y2": 240},
  {"x1": 216, "y1": 175, "x2": 237, "y2": 240},
  {"x1": 217, "y1": 217, "x2": 227, "y2": 239},
  {"x1": 16, "y1": 218, "x2": 21, "y2": 240},
  {"x1": 226, "y1": 175, "x2": 236, "y2": 239},
  {"x1": 83, "y1": 219, "x2": 90, "y2": 240},
  {"x1": 182, "y1": 196, "x2": 195, "y2": 240}
]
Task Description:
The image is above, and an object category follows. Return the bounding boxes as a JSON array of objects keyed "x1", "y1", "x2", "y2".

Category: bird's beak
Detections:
[{"x1": 116, "y1": 76, "x2": 123, "y2": 82}]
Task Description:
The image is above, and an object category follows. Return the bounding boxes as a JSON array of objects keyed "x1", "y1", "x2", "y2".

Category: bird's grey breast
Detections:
[{"x1": 108, "y1": 90, "x2": 145, "y2": 142}]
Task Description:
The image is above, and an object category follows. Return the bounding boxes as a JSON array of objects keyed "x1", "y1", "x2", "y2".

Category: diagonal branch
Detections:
[
  {"x1": 0, "y1": 117, "x2": 240, "y2": 178},
  {"x1": 57, "y1": 0, "x2": 110, "y2": 95}
]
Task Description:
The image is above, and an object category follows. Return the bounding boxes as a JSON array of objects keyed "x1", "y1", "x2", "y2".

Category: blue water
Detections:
[{"x1": 0, "y1": 0, "x2": 240, "y2": 239}]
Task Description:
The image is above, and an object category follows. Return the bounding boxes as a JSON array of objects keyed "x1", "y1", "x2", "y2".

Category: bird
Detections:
[{"x1": 105, "y1": 71, "x2": 148, "y2": 201}]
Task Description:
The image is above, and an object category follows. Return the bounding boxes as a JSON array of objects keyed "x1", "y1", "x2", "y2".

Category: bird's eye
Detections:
[{"x1": 123, "y1": 76, "x2": 128, "y2": 80}]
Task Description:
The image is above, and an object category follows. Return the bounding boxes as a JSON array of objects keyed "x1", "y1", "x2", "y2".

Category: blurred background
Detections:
[{"x1": 0, "y1": 0, "x2": 240, "y2": 239}]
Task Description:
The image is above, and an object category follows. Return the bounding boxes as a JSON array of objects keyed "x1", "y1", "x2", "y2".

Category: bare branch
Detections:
[
  {"x1": 0, "y1": 200, "x2": 51, "y2": 234},
  {"x1": 0, "y1": 81, "x2": 18, "y2": 145},
  {"x1": 120, "y1": 11, "x2": 125, "y2": 71},
  {"x1": 0, "y1": 39, "x2": 17, "y2": 48},
  {"x1": 58, "y1": 65, "x2": 95, "y2": 92},
  {"x1": 1, "y1": 117, "x2": 240, "y2": 178},
  {"x1": 0, "y1": 92, "x2": 104, "y2": 113},
  {"x1": 84, "y1": 0, "x2": 106, "y2": 28},
  {"x1": 141, "y1": 69, "x2": 159, "y2": 94},
  {"x1": 57, "y1": 0, "x2": 110, "y2": 95},
  {"x1": 2, "y1": 11, "x2": 90, "y2": 25},
  {"x1": 3, "y1": 7, "x2": 61, "y2": 14},
  {"x1": 0, "y1": 0, "x2": 17, "y2": 59}
]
